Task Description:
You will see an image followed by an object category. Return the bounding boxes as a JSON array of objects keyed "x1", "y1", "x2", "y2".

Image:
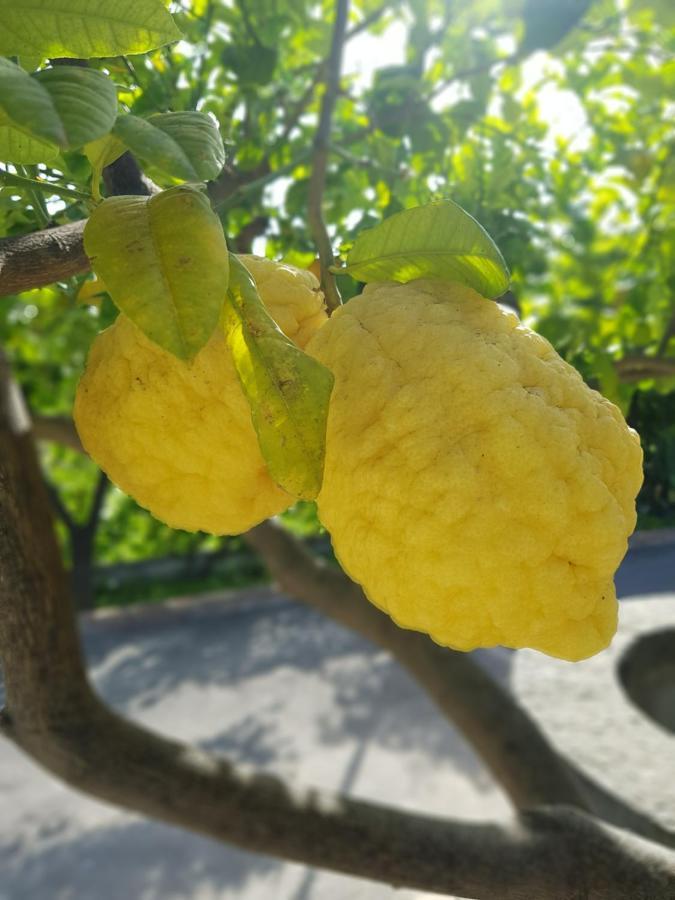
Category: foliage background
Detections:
[{"x1": 1, "y1": 0, "x2": 673, "y2": 605}]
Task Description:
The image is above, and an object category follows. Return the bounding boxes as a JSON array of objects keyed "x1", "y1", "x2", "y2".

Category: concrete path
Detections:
[
  {"x1": 0, "y1": 539, "x2": 672, "y2": 900},
  {"x1": 616, "y1": 531, "x2": 674, "y2": 598}
]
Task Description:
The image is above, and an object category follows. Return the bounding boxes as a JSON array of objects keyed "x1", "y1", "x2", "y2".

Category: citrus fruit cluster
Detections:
[
  {"x1": 74, "y1": 255, "x2": 326, "y2": 534},
  {"x1": 75, "y1": 259, "x2": 643, "y2": 660}
]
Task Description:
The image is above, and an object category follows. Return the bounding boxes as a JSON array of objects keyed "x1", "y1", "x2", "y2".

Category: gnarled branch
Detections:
[
  {"x1": 23, "y1": 414, "x2": 675, "y2": 850},
  {"x1": 245, "y1": 521, "x2": 675, "y2": 851},
  {"x1": 1, "y1": 366, "x2": 674, "y2": 900},
  {"x1": 245, "y1": 521, "x2": 584, "y2": 811},
  {"x1": 0, "y1": 220, "x2": 88, "y2": 296}
]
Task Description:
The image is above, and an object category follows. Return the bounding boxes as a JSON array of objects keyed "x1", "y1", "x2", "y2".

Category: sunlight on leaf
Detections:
[
  {"x1": 0, "y1": 0, "x2": 181, "y2": 58},
  {"x1": 339, "y1": 200, "x2": 510, "y2": 298},
  {"x1": 84, "y1": 185, "x2": 229, "y2": 360},
  {"x1": 223, "y1": 254, "x2": 334, "y2": 500}
]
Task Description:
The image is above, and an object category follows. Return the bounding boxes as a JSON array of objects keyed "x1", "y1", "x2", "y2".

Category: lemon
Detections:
[
  {"x1": 307, "y1": 280, "x2": 643, "y2": 661},
  {"x1": 74, "y1": 255, "x2": 327, "y2": 534}
]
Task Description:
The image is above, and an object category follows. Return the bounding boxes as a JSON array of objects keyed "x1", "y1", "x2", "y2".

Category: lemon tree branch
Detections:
[
  {"x1": 245, "y1": 520, "x2": 585, "y2": 810},
  {"x1": 31, "y1": 414, "x2": 84, "y2": 452},
  {"x1": 0, "y1": 170, "x2": 92, "y2": 203},
  {"x1": 615, "y1": 355, "x2": 675, "y2": 381},
  {"x1": 1, "y1": 368, "x2": 675, "y2": 900},
  {"x1": 307, "y1": 0, "x2": 349, "y2": 313},
  {"x1": 245, "y1": 520, "x2": 675, "y2": 852},
  {"x1": 20, "y1": 412, "x2": 675, "y2": 850},
  {"x1": 0, "y1": 150, "x2": 314, "y2": 298},
  {"x1": 0, "y1": 220, "x2": 90, "y2": 296}
]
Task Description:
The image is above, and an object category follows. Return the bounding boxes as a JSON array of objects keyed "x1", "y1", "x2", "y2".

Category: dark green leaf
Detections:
[
  {"x1": 0, "y1": 57, "x2": 65, "y2": 147},
  {"x1": 521, "y1": 0, "x2": 592, "y2": 54},
  {"x1": 113, "y1": 112, "x2": 225, "y2": 182},
  {"x1": 33, "y1": 67, "x2": 118, "y2": 148}
]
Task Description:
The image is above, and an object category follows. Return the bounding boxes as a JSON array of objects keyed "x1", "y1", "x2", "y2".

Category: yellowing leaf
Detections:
[
  {"x1": 0, "y1": 0, "x2": 182, "y2": 59},
  {"x1": 85, "y1": 133, "x2": 127, "y2": 201},
  {"x1": 0, "y1": 110, "x2": 58, "y2": 163},
  {"x1": 339, "y1": 199, "x2": 510, "y2": 299},
  {"x1": 77, "y1": 276, "x2": 107, "y2": 306},
  {"x1": 84, "y1": 185, "x2": 229, "y2": 360},
  {"x1": 223, "y1": 254, "x2": 334, "y2": 500}
]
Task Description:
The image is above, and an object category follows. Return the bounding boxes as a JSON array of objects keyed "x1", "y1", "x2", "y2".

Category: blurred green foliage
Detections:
[{"x1": 1, "y1": 0, "x2": 674, "y2": 605}]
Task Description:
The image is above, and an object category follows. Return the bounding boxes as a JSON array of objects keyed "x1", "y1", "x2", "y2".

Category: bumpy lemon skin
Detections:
[
  {"x1": 74, "y1": 255, "x2": 327, "y2": 535},
  {"x1": 307, "y1": 280, "x2": 643, "y2": 662}
]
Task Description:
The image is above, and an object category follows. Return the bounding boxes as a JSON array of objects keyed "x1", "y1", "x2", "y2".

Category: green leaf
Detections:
[
  {"x1": 0, "y1": 111, "x2": 58, "y2": 163},
  {"x1": 0, "y1": 0, "x2": 181, "y2": 59},
  {"x1": 339, "y1": 200, "x2": 510, "y2": 298},
  {"x1": 0, "y1": 60, "x2": 118, "y2": 155},
  {"x1": 84, "y1": 133, "x2": 127, "y2": 201},
  {"x1": 33, "y1": 67, "x2": 118, "y2": 148},
  {"x1": 113, "y1": 113, "x2": 225, "y2": 182},
  {"x1": 221, "y1": 43, "x2": 278, "y2": 86},
  {"x1": 223, "y1": 254, "x2": 334, "y2": 500},
  {"x1": 85, "y1": 134, "x2": 127, "y2": 173},
  {"x1": 0, "y1": 58, "x2": 65, "y2": 146},
  {"x1": 147, "y1": 112, "x2": 226, "y2": 181},
  {"x1": 18, "y1": 56, "x2": 44, "y2": 73},
  {"x1": 520, "y1": 0, "x2": 592, "y2": 54},
  {"x1": 627, "y1": 0, "x2": 675, "y2": 27},
  {"x1": 83, "y1": 185, "x2": 229, "y2": 360}
]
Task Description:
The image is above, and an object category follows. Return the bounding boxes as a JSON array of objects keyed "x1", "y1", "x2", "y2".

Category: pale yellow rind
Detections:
[
  {"x1": 74, "y1": 256, "x2": 327, "y2": 534},
  {"x1": 307, "y1": 280, "x2": 643, "y2": 661}
]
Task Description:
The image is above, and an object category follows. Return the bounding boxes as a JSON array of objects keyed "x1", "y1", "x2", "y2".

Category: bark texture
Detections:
[{"x1": 2, "y1": 374, "x2": 675, "y2": 898}]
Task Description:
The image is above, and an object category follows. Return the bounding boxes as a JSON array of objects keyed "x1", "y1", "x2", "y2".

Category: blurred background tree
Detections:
[{"x1": 1, "y1": 0, "x2": 673, "y2": 608}]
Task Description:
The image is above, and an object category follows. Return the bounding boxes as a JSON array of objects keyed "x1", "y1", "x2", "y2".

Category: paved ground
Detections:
[
  {"x1": 0, "y1": 539, "x2": 672, "y2": 900},
  {"x1": 616, "y1": 533, "x2": 675, "y2": 598}
]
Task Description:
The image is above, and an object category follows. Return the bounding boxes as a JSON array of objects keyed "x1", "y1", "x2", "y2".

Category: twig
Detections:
[
  {"x1": 102, "y1": 152, "x2": 155, "y2": 197},
  {"x1": 307, "y1": 0, "x2": 350, "y2": 313},
  {"x1": 1, "y1": 171, "x2": 91, "y2": 204},
  {"x1": 213, "y1": 150, "x2": 313, "y2": 210},
  {"x1": 44, "y1": 479, "x2": 75, "y2": 530},
  {"x1": 346, "y1": 2, "x2": 390, "y2": 39},
  {"x1": 427, "y1": 52, "x2": 520, "y2": 103},
  {"x1": 330, "y1": 142, "x2": 405, "y2": 180},
  {"x1": 32, "y1": 414, "x2": 84, "y2": 453},
  {"x1": 656, "y1": 312, "x2": 675, "y2": 357},
  {"x1": 189, "y1": 0, "x2": 215, "y2": 109},
  {"x1": 614, "y1": 355, "x2": 675, "y2": 382},
  {"x1": 237, "y1": 0, "x2": 262, "y2": 47},
  {"x1": 86, "y1": 470, "x2": 109, "y2": 531},
  {"x1": 231, "y1": 216, "x2": 269, "y2": 253},
  {"x1": 17, "y1": 166, "x2": 51, "y2": 228},
  {"x1": 270, "y1": 65, "x2": 325, "y2": 155}
]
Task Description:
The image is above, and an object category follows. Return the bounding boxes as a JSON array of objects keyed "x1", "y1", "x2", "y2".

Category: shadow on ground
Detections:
[
  {"x1": 1, "y1": 540, "x2": 670, "y2": 900},
  {"x1": 81, "y1": 594, "x2": 496, "y2": 788},
  {"x1": 0, "y1": 818, "x2": 278, "y2": 900}
]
